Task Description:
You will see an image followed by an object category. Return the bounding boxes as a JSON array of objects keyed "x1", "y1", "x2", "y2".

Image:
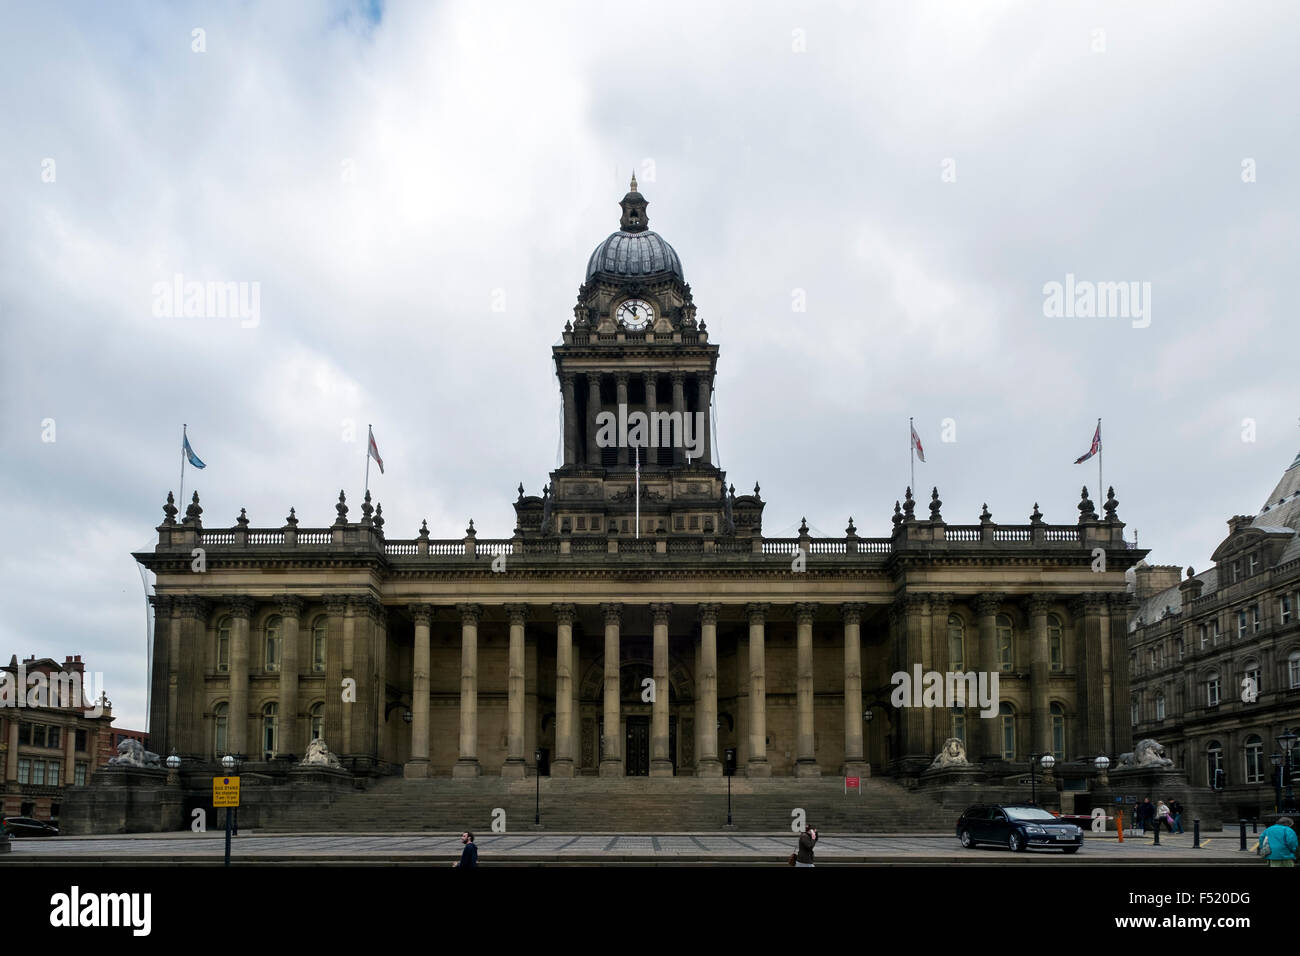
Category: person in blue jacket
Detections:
[
  {"x1": 454, "y1": 831, "x2": 478, "y2": 868},
  {"x1": 1257, "y1": 817, "x2": 1298, "y2": 867}
]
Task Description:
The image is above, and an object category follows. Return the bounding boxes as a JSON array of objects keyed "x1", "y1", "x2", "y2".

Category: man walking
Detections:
[
  {"x1": 795, "y1": 825, "x2": 818, "y2": 868},
  {"x1": 1257, "y1": 817, "x2": 1298, "y2": 867},
  {"x1": 1169, "y1": 799, "x2": 1185, "y2": 834},
  {"x1": 453, "y1": 831, "x2": 478, "y2": 868}
]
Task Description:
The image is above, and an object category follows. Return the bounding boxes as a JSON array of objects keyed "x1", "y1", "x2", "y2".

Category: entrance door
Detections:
[{"x1": 626, "y1": 717, "x2": 650, "y2": 775}]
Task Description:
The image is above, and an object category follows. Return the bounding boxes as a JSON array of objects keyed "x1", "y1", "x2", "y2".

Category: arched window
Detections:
[
  {"x1": 1290, "y1": 650, "x2": 1300, "y2": 690},
  {"x1": 265, "y1": 615, "x2": 282, "y2": 673},
  {"x1": 1243, "y1": 659, "x2": 1260, "y2": 699},
  {"x1": 216, "y1": 616, "x2": 231, "y2": 673},
  {"x1": 1206, "y1": 671, "x2": 1221, "y2": 707},
  {"x1": 999, "y1": 702, "x2": 1015, "y2": 759},
  {"x1": 262, "y1": 702, "x2": 279, "y2": 758},
  {"x1": 1244, "y1": 734, "x2": 1264, "y2": 784},
  {"x1": 214, "y1": 702, "x2": 228, "y2": 757},
  {"x1": 996, "y1": 614, "x2": 1014, "y2": 671},
  {"x1": 1155, "y1": 692, "x2": 1166, "y2": 721},
  {"x1": 310, "y1": 702, "x2": 324, "y2": 743},
  {"x1": 1047, "y1": 614, "x2": 1063, "y2": 671},
  {"x1": 1050, "y1": 702, "x2": 1065, "y2": 759},
  {"x1": 1207, "y1": 741, "x2": 1224, "y2": 788},
  {"x1": 947, "y1": 615, "x2": 965, "y2": 671},
  {"x1": 311, "y1": 617, "x2": 327, "y2": 673}
]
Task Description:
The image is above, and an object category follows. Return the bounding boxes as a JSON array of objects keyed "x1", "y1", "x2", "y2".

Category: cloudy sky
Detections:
[{"x1": 2, "y1": 0, "x2": 1296, "y2": 731}]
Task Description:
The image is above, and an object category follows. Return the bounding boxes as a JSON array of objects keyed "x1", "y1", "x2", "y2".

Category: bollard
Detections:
[
  {"x1": 1116, "y1": 810, "x2": 1124, "y2": 843},
  {"x1": 1193, "y1": 819, "x2": 1201, "y2": 848},
  {"x1": 1153, "y1": 819, "x2": 1161, "y2": 845},
  {"x1": 1252, "y1": 818, "x2": 1257, "y2": 834},
  {"x1": 1239, "y1": 820, "x2": 1247, "y2": 851}
]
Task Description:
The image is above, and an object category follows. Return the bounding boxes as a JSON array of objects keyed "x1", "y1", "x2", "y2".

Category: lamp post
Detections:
[
  {"x1": 1271, "y1": 752, "x2": 1283, "y2": 813},
  {"x1": 166, "y1": 751, "x2": 181, "y2": 786},
  {"x1": 534, "y1": 748, "x2": 542, "y2": 827},
  {"x1": 1028, "y1": 753, "x2": 1055, "y2": 805},
  {"x1": 1277, "y1": 729, "x2": 1297, "y2": 813},
  {"x1": 221, "y1": 754, "x2": 236, "y2": 866},
  {"x1": 1094, "y1": 754, "x2": 1110, "y2": 788}
]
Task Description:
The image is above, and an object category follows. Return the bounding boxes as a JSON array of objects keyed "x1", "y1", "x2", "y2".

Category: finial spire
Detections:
[{"x1": 630, "y1": 171, "x2": 638, "y2": 192}]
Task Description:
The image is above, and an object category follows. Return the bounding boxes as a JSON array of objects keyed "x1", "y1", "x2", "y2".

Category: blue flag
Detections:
[{"x1": 184, "y1": 433, "x2": 206, "y2": 469}]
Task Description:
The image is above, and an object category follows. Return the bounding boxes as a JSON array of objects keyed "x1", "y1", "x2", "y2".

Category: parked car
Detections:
[
  {"x1": 1, "y1": 816, "x2": 60, "y2": 838},
  {"x1": 956, "y1": 804, "x2": 1083, "y2": 853}
]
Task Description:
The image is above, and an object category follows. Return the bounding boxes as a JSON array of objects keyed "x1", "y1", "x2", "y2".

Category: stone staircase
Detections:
[{"x1": 260, "y1": 775, "x2": 953, "y2": 833}]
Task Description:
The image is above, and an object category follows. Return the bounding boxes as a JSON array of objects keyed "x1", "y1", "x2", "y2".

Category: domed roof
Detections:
[
  {"x1": 586, "y1": 230, "x2": 684, "y2": 281},
  {"x1": 584, "y1": 174, "x2": 684, "y2": 281}
]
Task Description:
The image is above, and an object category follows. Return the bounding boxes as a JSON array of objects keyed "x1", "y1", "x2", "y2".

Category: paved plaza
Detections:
[{"x1": 3, "y1": 829, "x2": 1252, "y2": 865}]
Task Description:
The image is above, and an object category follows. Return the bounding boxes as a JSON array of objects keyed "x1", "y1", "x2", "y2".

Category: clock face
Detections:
[{"x1": 616, "y1": 299, "x2": 654, "y2": 330}]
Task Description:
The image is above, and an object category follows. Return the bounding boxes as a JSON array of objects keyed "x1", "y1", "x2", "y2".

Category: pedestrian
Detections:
[
  {"x1": 1257, "y1": 817, "x2": 1298, "y2": 867},
  {"x1": 1139, "y1": 798, "x2": 1155, "y2": 833},
  {"x1": 795, "y1": 825, "x2": 818, "y2": 867},
  {"x1": 453, "y1": 831, "x2": 478, "y2": 868},
  {"x1": 1155, "y1": 800, "x2": 1175, "y2": 831},
  {"x1": 1170, "y1": 799, "x2": 1185, "y2": 834}
]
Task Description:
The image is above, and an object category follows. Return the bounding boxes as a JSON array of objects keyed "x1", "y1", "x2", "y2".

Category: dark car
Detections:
[
  {"x1": 1, "y1": 816, "x2": 59, "y2": 838},
  {"x1": 956, "y1": 804, "x2": 1083, "y2": 853}
]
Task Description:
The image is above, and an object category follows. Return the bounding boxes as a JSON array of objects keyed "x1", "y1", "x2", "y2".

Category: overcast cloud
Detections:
[{"x1": 2, "y1": 0, "x2": 1297, "y2": 731}]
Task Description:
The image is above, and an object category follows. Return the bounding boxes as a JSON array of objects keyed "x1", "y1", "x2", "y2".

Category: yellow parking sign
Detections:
[{"x1": 213, "y1": 776, "x2": 240, "y2": 808}]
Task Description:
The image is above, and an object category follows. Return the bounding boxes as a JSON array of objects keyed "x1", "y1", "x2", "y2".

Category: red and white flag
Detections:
[
  {"x1": 910, "y1": 422, "x2": 926, "y2": 463},
  {"x1": 1074, "y1": 421, "x2": 1101, "y2": 464},
  {"x1": 368, "y1": 425, "x2": 384, "y2": 474}
]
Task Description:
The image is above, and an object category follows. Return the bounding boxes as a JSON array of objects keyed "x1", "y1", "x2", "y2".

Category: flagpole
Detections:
[
  {"x1": 179, "y1": 423, "x2": 187, "y2": 508},
  {"x1": 365, "y1": 424, "x2": 372, "y2": 498},
  {"x1": 909, "y1": 417, "x2": 915, "y2": 494},
  {"x1": 635, "y1": 443, "x2": 640, "y2": 540},
  {"x1": 1097, "y1": 417, "x2": 1103, "y2": 498}
]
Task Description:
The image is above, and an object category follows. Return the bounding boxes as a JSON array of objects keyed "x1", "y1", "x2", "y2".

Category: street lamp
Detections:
[
  {"x1": 1028, "y1": 753, "x2": 1055, "y2": 805},
  {"x1": 1277, "y1": 730, "x2": 1298, "y2": 812},
  {"x1": 221, "y1": 754, "x2": 240, "y2": 837},
  {"x1": 534, "y1": 748, "x2": 542, "y2": 827},
  {"x1": 1271, "y1": 752, "x2": 1283, "y2": 813},
  {"x1": 1094, "y1": 754, "x2": 1110, "y2": 788},
  {"x1": 166, "y1": 751, "x2": 181, "y2": 787}
]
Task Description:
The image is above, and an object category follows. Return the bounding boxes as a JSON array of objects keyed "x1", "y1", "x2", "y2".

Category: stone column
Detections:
[
  {"x1": 323, "y1": 595, "x2": 347, "y2": 757},
  {"x1": 794, "y1": 603, "x2": 819, "y2": 776},
  {"x1": 503, "y1": 604, "x2": 529, "y2": 778},
  {"x1": 696, "y1": 373, "x2": 712, "y2": 466},
  {"x1": 342, "y1": 598, "x2": 359, "y2": 756},
  {"x1": 228, "y1": 596, "x2": 253, "y2": 758},
  {"x1": 615, "y1": 372, "x2": 630, "y2": 467},
  {"x1": 586, "y1": 374, "x2": 602, "y2": 466},
  {"x1": 842, "y1": 603, "x2": 867, "y2": 777},
  {"x1": 277, "y1": 595, "x2": 303, "y2": 758},
  {"x1": 166, "y1": 599, "x2": 183, "y2": 755},
  {"x1": 552, "y1": 604, "x2": 576, "y2": 777},
  {"x1": 147, "y1": 596, "x2": 173, "y2": 756},
  {"x1": 1108, "y1": 593, "x2": 1133, "y2": 755},
  {"x1": 453, "y1": 603, "x2": 482, "y2": 777},
  {"x1": 1026, "y1": 594, "x2": 1052, "y2": 757},
  {"x1": 746, "y1": 603, "x2": 770, "y2": 776},
  {"x1": 405, "y1": 604, "x2": 432, "y2": 778},
  {"x1": 650, "y1": 603, "x2": 673, "y2": 776},
  {"x1": 561, "y1": 372, "x2": 577, "y2": 467},
  {"x1": 898, "y1": 595, "x2": 930, "y2": 768},
  {"x1": 671, "y1": 371, "x2": 687, "y2": 465},
  {"x1": 175, "y1": 596, "x2": 208, "y2": 759},
  {"x1": 1073, "y1": 596, "x2": 1106, "y2": 756},
  {"x1": 599, "y1": 603, "x2": 623, "y2": 776},
  {"x1": 929, "y1": 593, "x2": 954, "y2": 755},
  {"x1": 974, "y1": 593, "x2": 1004, "y2": 762},
  {"x1": 644, "y1": 371, "x2": 658, "y2": 462},
  {"x1": 63, "y1": 717, "x2": 76, "y2": 785},
  {"x1": 697, "y1": 604, "x2": 722, "y2": 776},
  {"x1": 374, "y1": 604, "x2": 388, "y2": 763},
  {"x1": 570, "y1": 640, "x2": 582, "y2": 773}
]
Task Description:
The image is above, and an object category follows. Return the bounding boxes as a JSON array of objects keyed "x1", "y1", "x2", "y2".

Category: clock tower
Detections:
[{"x1": 519, "y1": 176, "x2": 759, "y2": 540}]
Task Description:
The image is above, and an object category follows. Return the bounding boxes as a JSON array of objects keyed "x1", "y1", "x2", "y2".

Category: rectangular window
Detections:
[
  {"x1": 17, "y1": 758, "x2": 30, "y2": 785},
  {"x1": 1208, "y1": 679, "x2": 1221, "y2": 707},
  {"x1": 953, "y1": 714, "x2": 965, "y2": 747},
  {"x1": 1156, "y1": 696, "x2": 1166, "y2": 720},
  {"x1": 75, "y1": 729, "x2": 87, "y2": 752},
  {"x1": 18, "y1": 721, "x2": 32, "y2": 746},
  {"x1": 1199, "y1": 625, "x2": 1208, "y2": 649},
  {"x1": 1238, "y1": 610, "x2": 1248, "y2": 639},
  {"x1": 1282, "y1": 595, "x2": 1293, "y2": 626},
  {"x1": 47, "y1": 761, "x2": 60, "y2": 787},
  {"x1": 1253, "y1": 605, "x2": 1261, "y2": 633},
  {"x1": 1232, "y1": 561, "x2": 1241, "y2": 582},
  {"x1": 74, "y1": 763, "x2": 87, "y2": 786},
  {"x1": 47, "y1": 726, "x2": 59, "y2": 749},
  {"x1": 32, "y1": 761, "x2": 44, "y2": 786},
  {"x1": 1249, "y1": 554, "x2": 1259, "y2": 575},
  {"x1": 1246, "y1": 668, "x2": 1260, "y2": 696},
  {"x1": 1291, "y1": 657, "x2": 1300, "y2": 689},
  {"x1": 1212, "y1": 620, "x2": 1220, "y2": 644}
]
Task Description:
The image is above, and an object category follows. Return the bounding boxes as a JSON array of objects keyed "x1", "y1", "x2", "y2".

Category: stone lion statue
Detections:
[
  {"x1": 930, "y1": 737, "x2": 969, "y2": 768},
  {"x1": 1117, "y1": 739, "x2": 1174, "y2": 769},
  {"x1": 107, "y1": 738, "x2": 162, "y2": 768},
  {"x1": 299, "y1": 737, "x2": 342, "y2": 768}
]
